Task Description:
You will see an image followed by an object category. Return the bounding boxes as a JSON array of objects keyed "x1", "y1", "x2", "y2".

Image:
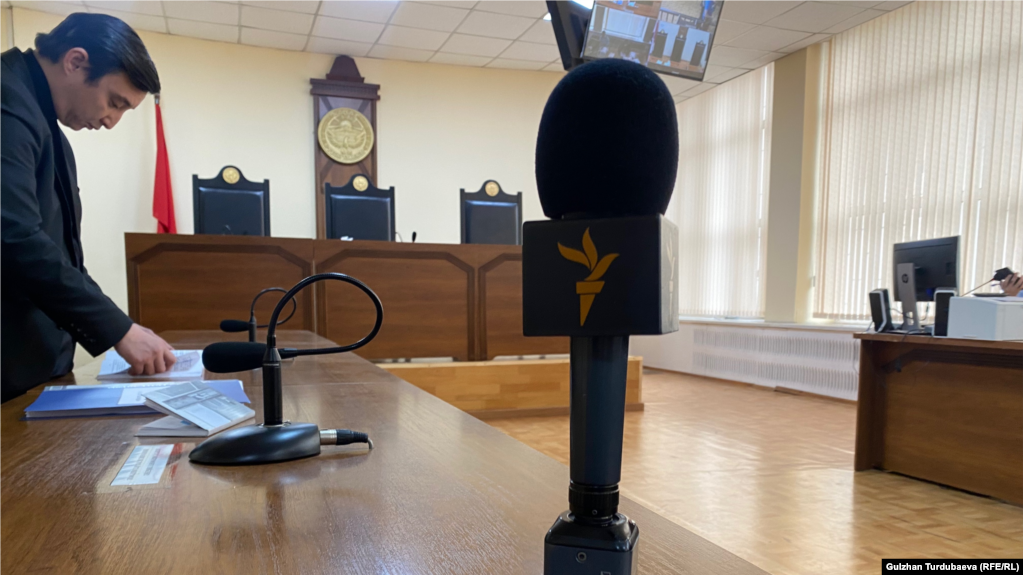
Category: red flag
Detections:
[{"x1": 153, "y1": 99, "x2": 176, "y2": 234}]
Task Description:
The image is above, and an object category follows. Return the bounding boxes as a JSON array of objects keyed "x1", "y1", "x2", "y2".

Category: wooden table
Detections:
[
  {"x1": 854, "y1": 333, "x2": 1023, "y2": 504},
  {"x1": 2, "y1": 330, "x2": 766, "y2": 574}
]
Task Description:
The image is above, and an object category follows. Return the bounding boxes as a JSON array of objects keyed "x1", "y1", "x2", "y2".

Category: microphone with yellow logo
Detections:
[{"x1": 523, "y1": 57, "x2": 680, "y2": 574}]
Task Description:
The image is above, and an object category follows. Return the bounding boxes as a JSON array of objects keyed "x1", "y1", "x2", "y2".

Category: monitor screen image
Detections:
[{"x1": 581, "y1": 1, "x2": 724, "y2": 81}]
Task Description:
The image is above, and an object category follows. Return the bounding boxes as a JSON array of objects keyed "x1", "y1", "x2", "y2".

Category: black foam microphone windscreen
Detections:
[
  {"x1": 535, "y1": 59, "x2": 678, "y2": 219},
  {"x1": 220, "y1": 319, "x2": 250, "y2": 333},
  {"x1": 203, "y1": 342, "x2": 299, "y2": 373}
]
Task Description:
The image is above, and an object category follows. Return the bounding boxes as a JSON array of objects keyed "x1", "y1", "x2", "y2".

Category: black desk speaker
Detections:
[{"x1": 933, "y1": 288, "x2": 956, "y2": 337}]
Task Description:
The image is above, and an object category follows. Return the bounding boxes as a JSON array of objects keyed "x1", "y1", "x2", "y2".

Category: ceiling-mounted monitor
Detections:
[{"x1": 550, "y1": 1, "x2": 724, "y2": 81}]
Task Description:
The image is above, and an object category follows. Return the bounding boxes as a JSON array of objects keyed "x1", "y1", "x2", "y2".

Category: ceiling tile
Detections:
[
  {"x1": 473, "y1": 1, "x2": 548, "y2": 19},
  {"x1": 11, "y1": 1, "x2": 81, "y2": 16},
  {"x1": 0, "y1": 1, "x2": 11, "y2": 7},
  {"x1": 766, "y1": 2, "x2": 865, "y2": 33},
  {"x1": 428, "y1": 52, "x2": 492, "y2": 66},
  {"x1": 719, "y1": 1, "x2": 801, "y2": 25},
  {"x1": 312, "y1": 16, "x2": 384, "y2": 43},
  {"x1": 707, "y1": 45, "x2": 769, "y2": 68},
  {"x1": 518, "y1": 19, "x2": 556, "y2": 45},
  {"x1": 825, "y1": 8, "x2": 885, "y2": 34},
  {"x1": 724, "y1": 25, "x2": 810, "y2": 52},
  {"x1": 815, "y1": 0, "x2": 882, "y2": 8},
  {"x1": 368, "y1": 44, "x2": 435, "y2": 62},
  {"x1": 712, "y1": 19, "x2": 757, "y2": 44},
  {"x1": 673, "y1": 94, "x2": 690, "y2": 105},
  {"x1": 242, "y1": 1, "x2": 319, "y2": 14},
  {"x1": 167, "y1": 18, "x2": 239, "y2": 43},
  {"x1": 439, "y1": 33, "x2": 510, "y2": 57},
  {"x1": 486, "y1": 58, "x2": 546, "y2": 71},
  {"x1": 499, "y1": 40, "x2": 560, "y2": 62},
  {"x1": 163, "y1": 1, "x2": 239, "y2": 25},
  {"x1": 85, "y1": 1, "x2": 161, "y2": 16},
  {"x1": 418, "y1": 1, "x2": 477, "y2": 8},
  {"x1": 873, "y1": 1, "x2": 913, "y2": 11},
  {"x1": 241, "y1": 27, "x2": 307, "y2": 50},
  {"x1": 456, "y1": 10, "x2": 535, "y2": 40},
  {"x1": 739, "y1": 51, "x2": 784, "y2": 69},
  {"x1": 777, "y1": 32, "x2": 829, "y2": 53},
  {"x1": 378, "y1": 25, "x2": 450, "y2": 50},
  {"x1": 389, "y1": 2, "x2": 469, "y2": 32},
  {"x1": 543, "y1": 62, "x2": 565, "y2": 72},
  {"x1": 87, "y1": 7, "x2": 166, "y2": 32},
  {"x1": 706, "y1": 66, "x2": 748, "y2": 83},
  {"x1": 306, "y1": 36, "x2": 373, "y2": 57},
  {"x1": 657, "y1": 74, "x2": 701, "y2": 95},
  {"x1": 318, "y1": 1, "x2": 398, "y2": 24},
  {"x1": 241, "y1": 5, "x2": 313, "y2": 34},
  {"x1": 682, "y1": 82, "x2": 716, "y2": 97}
]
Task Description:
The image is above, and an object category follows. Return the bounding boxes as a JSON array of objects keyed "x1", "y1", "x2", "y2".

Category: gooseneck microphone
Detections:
[
  {"x1": 220, "y1": 287, "x2": 298, "y2": 342},
  {"x1": 523, "y1": 59, "x2": 680, "y2": 574},
  {"x1": 190, "y1": 272, "x2": 383, "y2": 465}
]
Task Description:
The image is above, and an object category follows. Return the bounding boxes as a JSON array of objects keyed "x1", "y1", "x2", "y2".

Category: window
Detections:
[
  {"x1": 813, "y1": 1, "x2": 1023, "y2": 320},
  {"x1": 670, "y1": 64, "x2": 774, "y2": 317}
]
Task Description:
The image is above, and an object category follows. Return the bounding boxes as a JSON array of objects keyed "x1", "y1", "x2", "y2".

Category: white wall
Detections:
[{"x1": 9, "y1": 8, "x2": 562, "y2": 318}]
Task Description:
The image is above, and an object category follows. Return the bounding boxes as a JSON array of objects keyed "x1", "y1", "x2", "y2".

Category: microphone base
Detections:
[
  {"x1": 544, "y1": 511, "x2": 639, "y2": 574},
  {"x1": 188, "y1": 422, "x2": 321, "y2": 465}
]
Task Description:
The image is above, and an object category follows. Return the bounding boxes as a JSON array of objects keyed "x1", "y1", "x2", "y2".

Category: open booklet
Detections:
[
  {"x1": 137, "y1": 381, "x2": 254, "y2": 437},
  {"x1": 98, "y1": 350, "x2": 204, "y2": 382}
]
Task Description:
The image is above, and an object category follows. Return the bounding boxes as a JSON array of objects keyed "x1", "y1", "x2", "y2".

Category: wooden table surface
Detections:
[{"x1": 1, "y1": 330, "x2": 767, "y2": 574}]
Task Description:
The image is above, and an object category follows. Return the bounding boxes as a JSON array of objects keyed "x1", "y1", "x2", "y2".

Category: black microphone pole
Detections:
[
  {"x1": 191, "y1": 272, "x2": 383, "y2": 465},
  {"x1": 523, "y1": 58, "x2": 680, "y2": 574}
]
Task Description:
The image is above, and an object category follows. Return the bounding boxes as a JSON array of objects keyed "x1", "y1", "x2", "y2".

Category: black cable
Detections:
[{"x1": 250, "y1": 287, "x2": 298, "y2": 328}]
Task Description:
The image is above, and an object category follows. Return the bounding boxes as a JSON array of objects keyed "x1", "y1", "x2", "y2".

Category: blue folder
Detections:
[{"x1": 25, "y1": 380, "x2": 250, "y2": 419}]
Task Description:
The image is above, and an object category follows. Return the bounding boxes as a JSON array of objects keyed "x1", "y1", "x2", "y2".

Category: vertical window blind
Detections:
[
  {"x1": 670, "y1": 64, "x2": 774, "y2": 318},
  {"x1": 814, "y1": 1, "x2": 1023, "y2": 320}
]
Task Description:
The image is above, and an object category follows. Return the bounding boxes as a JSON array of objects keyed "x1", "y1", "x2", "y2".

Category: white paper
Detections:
[
  {"x1": 136, "y1": 416, "x2": 208, "y2": 437},
  {"x1": 143, "y1": 381, "x2": 254, "y2": 434},
  {"x1": 99, "y1": 350, "x2": 204, "y2": 381},
  {"x1": 116, "y1": 381, "x2": 183, "y2": 406},
  {"x1": 111, "y1": 444, "x2": 173, "y2": 486}
]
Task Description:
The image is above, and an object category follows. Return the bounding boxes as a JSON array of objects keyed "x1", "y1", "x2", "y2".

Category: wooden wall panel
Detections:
[
  {"x1": 125, "y1": 233, "x2": 314, "y2": 333},
  {"x1": 477, "y1": 252, "x2": 568, "y2": 359},
  {"x1": 314, "y1": 241, "x2": 477, "y2": 361}
]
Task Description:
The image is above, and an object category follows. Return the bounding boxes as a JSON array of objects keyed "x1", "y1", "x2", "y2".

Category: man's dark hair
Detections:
[{"x1": 35, "y1": 12, "x2": 160, "y2": 94}]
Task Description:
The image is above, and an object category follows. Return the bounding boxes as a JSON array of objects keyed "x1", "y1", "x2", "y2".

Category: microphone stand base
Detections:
[
  {"x1": 189, "y1": 422, "x2": 321, "y2": 465},
  {"x1": 544, "y1": 511, "x2": 639, "y2": 574}
]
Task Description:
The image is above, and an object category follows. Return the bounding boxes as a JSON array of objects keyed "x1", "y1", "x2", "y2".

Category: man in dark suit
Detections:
[{"x1": 2, "y1": 13, "x2": 176, "y2": 402}]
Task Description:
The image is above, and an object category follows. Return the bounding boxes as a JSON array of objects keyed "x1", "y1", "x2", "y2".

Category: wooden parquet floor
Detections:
[{"x1": 487, "y1": 370, "x2": 1023, "y2": 575}]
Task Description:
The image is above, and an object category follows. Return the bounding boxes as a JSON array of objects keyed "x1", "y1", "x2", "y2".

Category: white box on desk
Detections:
[{"x1": 946, "y1": 296, "x2": 1023, "y2": 341}]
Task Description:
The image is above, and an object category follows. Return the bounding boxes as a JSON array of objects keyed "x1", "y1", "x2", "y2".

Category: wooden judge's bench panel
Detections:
[{"x1": 125, "y1": 233, "x2": 568, "y2": 361}]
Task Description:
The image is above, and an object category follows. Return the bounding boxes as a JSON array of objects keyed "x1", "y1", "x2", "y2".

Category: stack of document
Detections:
[
  {"x1": 24, "y1": 380, "x2": 248, "y2": 419},
  {"x1": 139, "y1": 381, "x2": 255, "y2": 437},
  {"x1": 98, "y1": 349, "x2": 205, "y2": 381}
]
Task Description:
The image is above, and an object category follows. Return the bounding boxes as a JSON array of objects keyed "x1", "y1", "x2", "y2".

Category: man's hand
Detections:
[
  {"x1": 1000, "y1": 273, "x2": 1023, "y2": 297},
  {"x1": 113, "y1": 324, "x2": 176, "y2": 375}
]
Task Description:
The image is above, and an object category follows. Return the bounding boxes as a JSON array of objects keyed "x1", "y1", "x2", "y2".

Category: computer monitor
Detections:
[
  {"x1": 891, "y1": 236, "x2": 959, "y2": 302},
  {"x1": 549, "y1": 1, "x2": 725, "y2": 81},
  {"x1": 891, "y1": 236, "x2": 958, "y2": 332}
]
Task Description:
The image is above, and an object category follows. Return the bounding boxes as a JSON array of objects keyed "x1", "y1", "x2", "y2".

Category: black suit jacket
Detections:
[{"x1": 1, "y1": 48, "x2": 133, "y2": 402}]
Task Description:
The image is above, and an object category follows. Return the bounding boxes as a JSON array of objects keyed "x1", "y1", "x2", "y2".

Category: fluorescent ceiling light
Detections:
[{"x1": 543, "y1": 12, "x2": 551, "y2": 20}]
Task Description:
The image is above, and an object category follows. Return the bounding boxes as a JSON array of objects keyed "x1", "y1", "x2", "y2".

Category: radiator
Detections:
[{"x1": 632, "y1": 324, "x2": 861, "y2": 401}]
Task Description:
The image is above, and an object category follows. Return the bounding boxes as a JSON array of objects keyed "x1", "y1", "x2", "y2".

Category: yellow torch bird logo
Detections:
[{"x1": 558, "y1": 228, "x2": 619, "y2": 326}]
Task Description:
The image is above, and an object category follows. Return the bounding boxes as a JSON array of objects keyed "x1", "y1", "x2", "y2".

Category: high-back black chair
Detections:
[
  {"x1": 324, "y1": 174, "x2": 395, "y2": 241},
  {"x1": 193, "y1": 166, "x2": 270, "y2": 236},
  {"x1": 460, "y1": 180, "x2": 522, "y2": 245}
]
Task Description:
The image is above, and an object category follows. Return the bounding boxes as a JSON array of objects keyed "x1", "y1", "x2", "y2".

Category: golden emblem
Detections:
[
  {"x1": 353, "y1": 176, "x2": 369, "y2": 191},
  {"x1": 485, "y1": 181, "x2": 500, "y2": 196},
  {"x1": 222, "y1": 167, "x2": 240, "y2": 184},
  {"x1": 318, "y1": 108, "x2": 374, "y2": 165},
  {"x1": 558, "y1": 228, "x2": 619, "y2": 326}
]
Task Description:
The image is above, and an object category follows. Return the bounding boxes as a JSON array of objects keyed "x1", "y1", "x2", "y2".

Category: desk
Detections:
[
  {"x1": 854, "y1": 333, "x2": 1023, "y2": 504},
  {"x1": 2, "y1": 330, "x2": 766, "y2": 574},
  {"x1": 125, "y1": 233, "x2": 567, "y2": 361}
]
